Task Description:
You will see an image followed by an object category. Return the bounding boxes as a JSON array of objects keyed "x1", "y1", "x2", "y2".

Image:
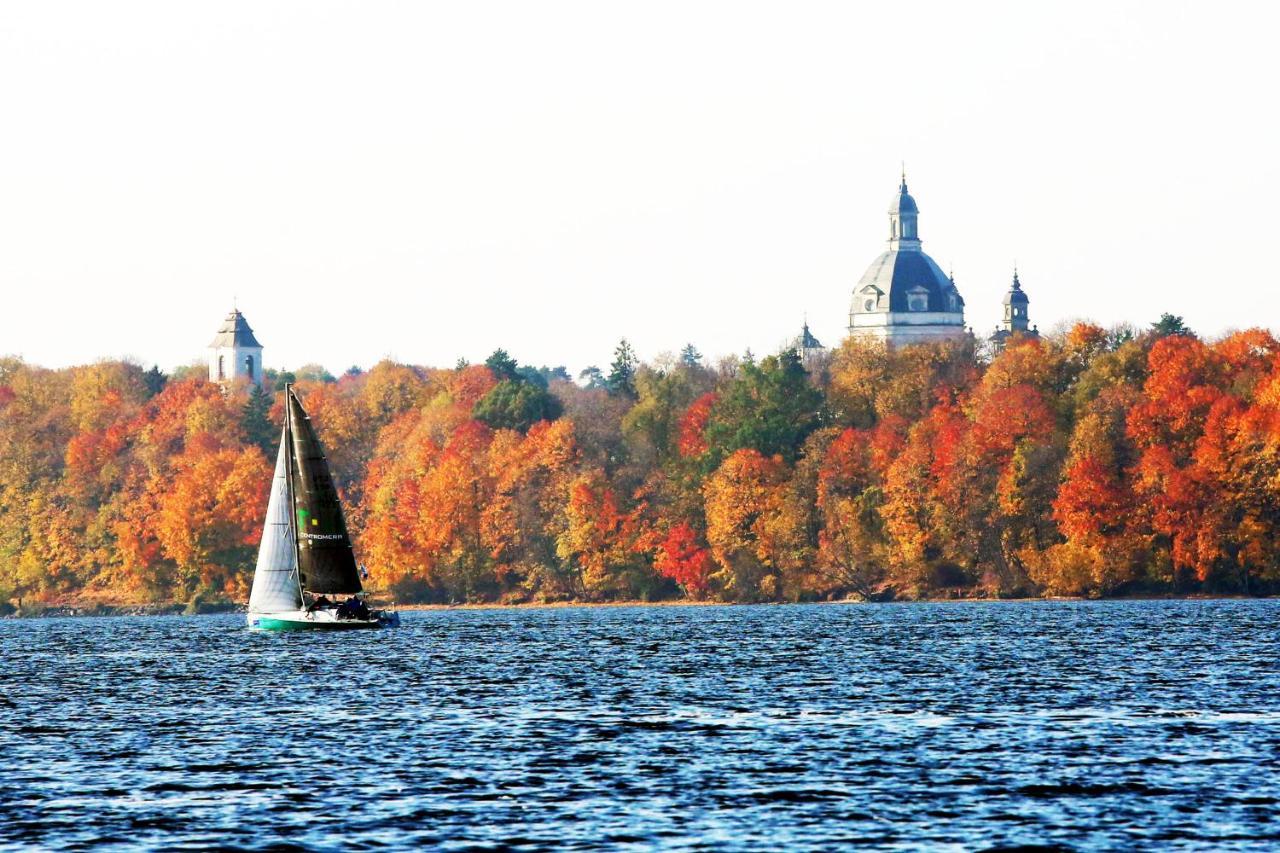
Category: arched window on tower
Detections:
[
  {"x1": 244, "y1": 354, "x2": 255, "y2": 381},
  {"x1": 217, "y1": 355, "x2": 225, "y2": 381}
]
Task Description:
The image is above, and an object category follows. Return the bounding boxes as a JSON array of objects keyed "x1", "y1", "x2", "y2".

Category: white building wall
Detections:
[
  {"x1": 848, "y1": 312, "x2": 969, "y2": 347},
  {"x1": 210, "y1": 345, "x2": 264, "y2": 385}
]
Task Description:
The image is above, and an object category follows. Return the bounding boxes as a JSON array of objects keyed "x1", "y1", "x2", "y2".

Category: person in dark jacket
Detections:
[{"x1": 336, "y1": 596, "x2": 370, "y2": 620}]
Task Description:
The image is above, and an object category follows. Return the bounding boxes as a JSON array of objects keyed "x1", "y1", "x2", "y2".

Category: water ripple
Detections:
[{"x1": 2, "y1": 600, "x2": 1280, "y2": 850}]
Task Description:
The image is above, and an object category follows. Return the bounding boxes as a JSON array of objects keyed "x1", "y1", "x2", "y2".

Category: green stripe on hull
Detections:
[{"x1": 250, "y1": 616, "x2": 381, "y2": 631}]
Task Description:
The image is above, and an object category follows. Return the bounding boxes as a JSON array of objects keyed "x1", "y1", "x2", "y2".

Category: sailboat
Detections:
[{"x1": 247, "y1": 385, "x2": 397, "y2": 630}]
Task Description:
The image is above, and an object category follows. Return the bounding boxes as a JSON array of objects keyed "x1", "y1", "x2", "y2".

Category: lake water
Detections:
[{"x1": 3, "y1": 601, "x2": 1279, "y2": 851}]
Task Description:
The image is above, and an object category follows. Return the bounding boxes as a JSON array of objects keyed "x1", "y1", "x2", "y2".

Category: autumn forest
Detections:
[{"x1": 4, "y1": 315, "x2": 1280, "y2": 611}]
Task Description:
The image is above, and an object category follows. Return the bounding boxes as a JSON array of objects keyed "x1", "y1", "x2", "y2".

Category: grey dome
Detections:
[{"x1": 855, "y1": 249, "x2": 963, "y2": 313}]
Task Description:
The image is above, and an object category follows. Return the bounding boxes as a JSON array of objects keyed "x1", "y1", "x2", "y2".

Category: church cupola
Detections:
[
  {"x1": 990, "y1": 267, "x2": 1039, "y2": 352},
  {"x1": 888, "y1": 174, "x2": 921, "y2": 250},
  {"x1": 1002, "y1": 268, "x2": 1031, "y2": 332},
  {"x1": 209, "y1": 308, "x2": 264, "y2": 386},
  {"x1": 849, "y1": 173, "x2": 967, "y2": 346}
]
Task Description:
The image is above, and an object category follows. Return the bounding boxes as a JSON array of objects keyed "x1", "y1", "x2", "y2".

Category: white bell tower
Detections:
[{"x1": 208, "y1": 308, "x2": 264, "y2": 386}]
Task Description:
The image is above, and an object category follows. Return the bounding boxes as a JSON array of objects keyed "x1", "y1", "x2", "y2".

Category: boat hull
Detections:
[{"x1": 247, "y1": 609, "x2": 389, "y2": 631}]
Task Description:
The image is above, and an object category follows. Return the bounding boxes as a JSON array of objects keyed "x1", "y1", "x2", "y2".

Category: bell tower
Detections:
[
  {"x1": 209, "y1": 308, "x2": 264, "y2": 386},
  {"x1": 1002, "y1": 268, "x2": 1031, "y2": 333},
  {"x1": 990, "y1": 268, "x2": 1039, "y2": 352}
]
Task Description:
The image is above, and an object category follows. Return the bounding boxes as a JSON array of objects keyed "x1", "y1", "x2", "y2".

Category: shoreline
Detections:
[{"x1": 3, "y1": 592, "x2": 1269, "y2": 619}]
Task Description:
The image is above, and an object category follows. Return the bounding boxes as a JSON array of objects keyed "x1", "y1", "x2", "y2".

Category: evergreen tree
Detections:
[
  {"x1": 485, "y1": 349, "x2": 520, "y2": 381},
  {"x1": 143, "y1": 365, "x2": 167, "y2": 398},
  {"x1": 473, "y1": 380, "x2": 563, "y2": 433},
  {"x1": 516, "y1": 366, "x2": 550, "y2": 388},
  {"x1": 579, "y1": 366, "x2": 606, "y2": 390},
  {"x1": 607, "y1": 339, "x2": 639, "y2": 399},
  {"x1": 702, "y1": 350, "x2": 824, "y2": 468},
  {"x1": 242, "y1": 384, "x2": 276, "y2": 456},
  {"x1": 1151, "y1": 313, "x2": 1192, "y2": 338},
  {"x1": 679, "y1": 344, "x2": 703, "y2": 369}
]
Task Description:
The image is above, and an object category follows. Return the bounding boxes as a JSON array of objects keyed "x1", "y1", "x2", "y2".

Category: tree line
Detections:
[{"x1": 3, "y1": 314, "x2": 1280, "y2": 609}]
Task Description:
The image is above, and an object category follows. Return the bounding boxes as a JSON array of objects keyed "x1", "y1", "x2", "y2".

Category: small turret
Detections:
[
  {"x1": 1002, "y1": 268, "x2": 1031, "y2": 332},
  {"x1": 990, "y1": 267, "x2": 1039, "y2": 351},
  {"x1": 796, "y1": 320, "x2": 823, "y2": 353}
]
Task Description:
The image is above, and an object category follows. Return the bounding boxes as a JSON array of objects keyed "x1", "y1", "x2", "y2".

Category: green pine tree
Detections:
[
  {"x1": 701, "y1": 350, "x2": 824, "y2": 470},
  {"x1": 242, "y1": 384, "x2": 276, "y2": 456},
  {"x1": 607, "y1": 338, "x2": 638, "y2": 399},
  {"x1": 1151, "y1": 313, "x2": 1192, "y2": 338},
  {"x1": 485, "y1": 349, "x2": 520, "y2": 382},
  {"x1": 143, "y1": 365, "x2": 167, "y2": 398}
]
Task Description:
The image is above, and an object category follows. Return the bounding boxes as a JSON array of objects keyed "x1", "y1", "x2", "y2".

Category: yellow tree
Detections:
[
  {"x1": 702, "y1": 449, "x2": 788, "y2": 601},
  {"x1": 485, "y1": 419, "x2": 581, "y2": 598}
]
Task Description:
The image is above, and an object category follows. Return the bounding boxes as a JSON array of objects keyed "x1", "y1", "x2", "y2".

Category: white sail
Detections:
[{"x1": 248, "y1": 430, "x2": 303, "y2": 613}]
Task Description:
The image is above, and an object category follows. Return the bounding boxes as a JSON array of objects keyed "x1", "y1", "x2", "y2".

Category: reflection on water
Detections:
[{"x1": 3, "y1": 601, "x2": 1280, "y2": 850}]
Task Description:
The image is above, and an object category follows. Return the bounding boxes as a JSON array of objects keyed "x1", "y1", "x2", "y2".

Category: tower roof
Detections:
[
  {"x1": 209, "y1": 309, "x2": 263, "y2": 349},
  {"x1": 856, "y1": 251, "x2": 960, "y2": 312},
  {"x1": 854, "y1": 180, "x2": 963, "y2": 314},
  {"x1": 795, "y1": 321, "x2": 823, "y2": 351},
  {"x1": 889, "y1": 178, "x2": 919, "y2": 215},
  {"x1": 1003, "y1": 269, "x2": 1029, "y2": 305}
]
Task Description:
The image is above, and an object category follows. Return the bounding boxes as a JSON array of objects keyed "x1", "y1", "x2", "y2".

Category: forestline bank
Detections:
[
  {"x1": 6, "y1": 318, "x2": 1280, "y2": 609},
  {"x1": 5, "y1": 592, "x2": 1271, "y2": 620}
]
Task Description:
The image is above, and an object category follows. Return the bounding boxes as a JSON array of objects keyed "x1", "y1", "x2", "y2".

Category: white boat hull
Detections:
[{"x1": 247, "y1": 608, "x2": 393, "y2": 631}]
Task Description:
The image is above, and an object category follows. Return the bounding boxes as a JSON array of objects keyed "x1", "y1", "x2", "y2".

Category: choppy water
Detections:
[{"x1": 3, "y1": 601, "x2": 1280, "y2": 851}]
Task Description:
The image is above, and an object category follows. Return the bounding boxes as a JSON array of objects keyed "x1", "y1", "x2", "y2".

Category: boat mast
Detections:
[{"x1": 283, "y1": 383, "x2": 306, "y2": 604}]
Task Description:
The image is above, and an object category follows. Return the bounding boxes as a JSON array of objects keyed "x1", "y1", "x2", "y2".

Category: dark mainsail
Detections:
[{"x1": 285, "y1": 387, "x2": 363, "y2": 595}]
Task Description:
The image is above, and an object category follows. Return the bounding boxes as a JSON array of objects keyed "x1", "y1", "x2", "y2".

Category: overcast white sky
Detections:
[{"x1": 1, "y1": 1, "x2": 1277, "y2": 375}]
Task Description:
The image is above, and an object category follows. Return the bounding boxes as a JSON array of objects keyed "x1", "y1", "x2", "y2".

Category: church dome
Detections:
[
  {"x1": 889, "y1": 180, "x2": 918, "y2": 214},
  {"x1": 848, "y1": 177, "x2": 967, "y2": 345},
  {"x1": 855, "y1": 250, "x2": 961, "y2": 313}
]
